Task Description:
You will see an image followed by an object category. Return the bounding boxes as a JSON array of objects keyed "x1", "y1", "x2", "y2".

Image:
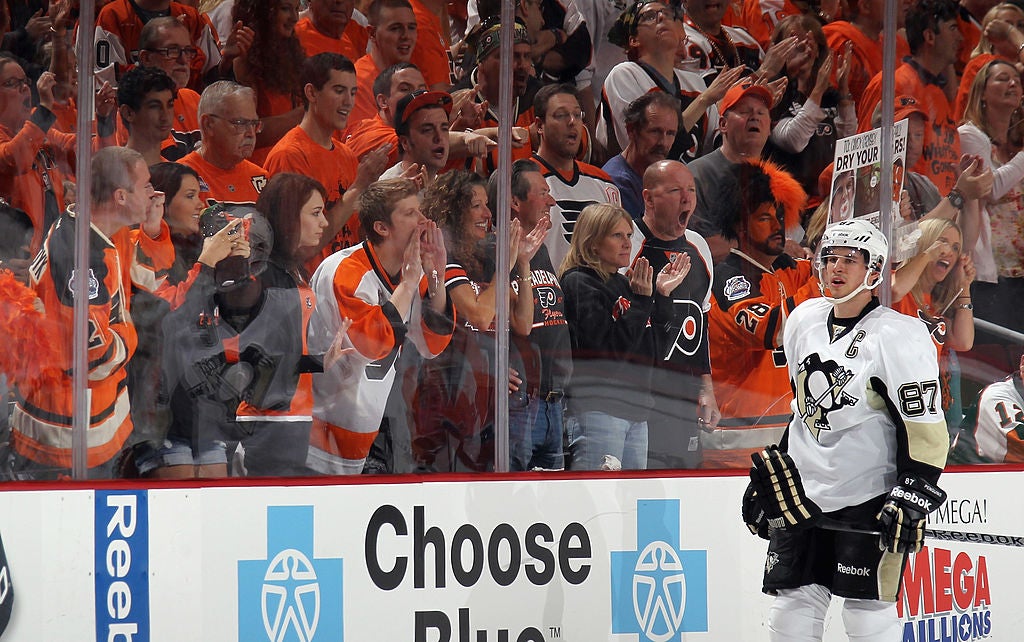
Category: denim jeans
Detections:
[
  {"x1": 509, "y1": 396, "x2": 565, "y2": 471},
  {"x1": 566, "y1": 410, "x2": 648, "y2": 471}
]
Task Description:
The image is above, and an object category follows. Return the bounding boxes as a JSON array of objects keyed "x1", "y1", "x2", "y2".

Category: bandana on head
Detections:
[
  {"x1": 607, "y1": 0, "x2": 658, "y2": 49},
  {"x1": 476, "y1": 20, "x2": 531, "y2": 62}
]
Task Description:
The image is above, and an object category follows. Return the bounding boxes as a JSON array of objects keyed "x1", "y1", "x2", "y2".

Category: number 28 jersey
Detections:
[{"x1": 783, "y1": 298, "x2": 948, "y2": 513}]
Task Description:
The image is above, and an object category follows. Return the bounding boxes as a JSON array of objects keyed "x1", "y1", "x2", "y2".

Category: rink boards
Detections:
[{"x1": 0, "y1": 468, "x2": 1018, "y2": 641}]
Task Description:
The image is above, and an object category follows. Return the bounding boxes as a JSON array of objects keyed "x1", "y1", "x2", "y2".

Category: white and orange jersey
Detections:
[
  {"x1": 970, "y1": 375, "x2": 1024, "y2": 463},
  {"x1": 306, "y1": 241, "x2": 454, "y2": 474}
]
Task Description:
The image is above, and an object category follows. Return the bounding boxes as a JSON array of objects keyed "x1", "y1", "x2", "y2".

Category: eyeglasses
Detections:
[
  {"x1": 549, "y1": 109, "x2": 584, "y2": 123},
  {"x1": 0, "y1": 76, "x2": 31, "y2": 90},
  {"x1": 637, "y1": 7, "x2": 675, "y2": 24},
  {"x1": 207, "y1": 113, "x2": 264, "y2": 133},
  {"x1": 145, "y1": 45, "x2": 199, "y2": 61}
]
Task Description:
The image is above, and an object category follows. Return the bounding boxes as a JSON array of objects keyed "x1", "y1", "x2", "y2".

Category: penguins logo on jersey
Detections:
[{"x1": 796, "y1": 353, "x2": 858, "y2": 440}]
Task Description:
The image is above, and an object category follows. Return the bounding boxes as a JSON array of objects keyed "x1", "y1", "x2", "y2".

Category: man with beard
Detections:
[
  {"x1": 265, "y1": 53, "x2": 390, "y2": 270},
  {"x1": 531, "y1": 83, "x2": 620, "y2": 269},
  {"x1": 704, "y1": 159, "x2": 818, "y2": 468},
  {"x1": 180, "y1": 81, "x2": 268, "y2": 207},
  {"x1": 628, "y1": 160, "x2": 720, "y2": 468},
  {"x1": 453, "y1": 19, "x2": 539, "y2": 176},
  {"x1": 603, "y1": 92, "x2": 681, "y2": 219}
]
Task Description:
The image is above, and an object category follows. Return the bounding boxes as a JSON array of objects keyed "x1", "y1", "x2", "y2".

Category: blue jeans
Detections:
[
  {"x1": 509, "y1": 397, "x2": 565, "y2": 471},
  {"x1": 566, "y1": 411, "x2": 648, "y2": 471}
]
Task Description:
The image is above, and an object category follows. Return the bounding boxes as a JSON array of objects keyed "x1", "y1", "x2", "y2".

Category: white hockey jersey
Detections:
[
  {"x1": 306, "y1": 242, "x2": 453, "y2": 474},
  {"x1": 532, "y1": 154, "x2": 621, "y2": 270},
  {"x1": 678, "y1": 22, "x2": 763, "y2": 76},
  {"x1": 783, "y1": 298, "x2": 948, "y2": 512}
]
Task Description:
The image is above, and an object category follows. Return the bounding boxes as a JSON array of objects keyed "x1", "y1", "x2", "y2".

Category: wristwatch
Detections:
[{"x1": 947, "y1": 188, "x2": 965, "y2": 210}]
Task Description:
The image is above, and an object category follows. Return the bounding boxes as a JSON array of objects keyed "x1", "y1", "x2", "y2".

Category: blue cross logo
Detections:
[
  {"x1": 610, "y1": 499, "x2": 708, "y2": 640},
  {"x1": 238, "y1": 506, "x2": 344, "y2": 642}
]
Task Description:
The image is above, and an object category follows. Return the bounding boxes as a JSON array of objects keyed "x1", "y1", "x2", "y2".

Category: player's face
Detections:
[
  {"x1": 310, "y1": 0, "x2": 354, "y2": 35},
  {"x1": 384, "y1": 68, "x2": 428, "y2": 116},
  {"x1": 643, "y1": 163, "x2": 696, "y2": 237},
  {"x1": 720, "y1": 95, "x2": 770, "y2": 155},
  {"x1": 538, "y1": 93, "x2": 583, "y2": 161},
  {"x1": 632, "y1": 104, "x2": 678, "y2": 167},
  {"x1": 513, "y1": 171, "x2": 555, "y2": 228},
  {"x1": 275, "y1": 0, "x2": 300, "y2": 39},
  {"x1": 297, "y1": 190, "x2": 328, "y2": 251},
  {"x1": 0, "y1": 61, "x2": 33, "y2": 126},
  {"x1": 928, "y1": 226, "x2": 962, "y2": 284},
  {"x1": 205, "y1": 93, "x2": 259, "y2": 163},
  {"x1": 983, "y1": 62, "x2": 1022, "y2": 114},
  {"x1": 165, "y1": 174, "x2": 204, "y2": 235},
  {"x1": 401, "y1": 106, "x2": 450, "y2": 173},
  {"x1": 124, "y1": 89, "x2": 175, "y2": 143},
  {"x1": 383, "y1": 194, "x2": 427, "y2": 249},
  {"x1": 140, "y1": 25, "x2": 192, "y2": 89},
  {"x1": 373, "y1": 7, "x2": 418, "y2": 65},
  {"x1": 463, "y1": 185, "x2": 491, "y2": 241},
  {"x1": 595, "y1": 217, "x2": 634, "y2": 272},
  {"x1": 312, "y1": 69, "x2": 358, "y2": 131},
  {"x1": 821, "y1": 247, "x2": 869, "y2": 299},
  {"x1": 742, "y1": 202, "x2": 785, "y2": 257}
]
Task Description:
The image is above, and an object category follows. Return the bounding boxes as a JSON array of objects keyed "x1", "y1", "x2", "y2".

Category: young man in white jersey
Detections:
[{"x1": 743, "y1": 219, "x2": 949, "y2": 641}]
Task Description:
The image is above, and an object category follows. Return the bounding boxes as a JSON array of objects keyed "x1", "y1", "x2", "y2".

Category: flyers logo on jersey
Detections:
[{"x1": 796, "y1": 352, "x2": 858, "y2": 440}]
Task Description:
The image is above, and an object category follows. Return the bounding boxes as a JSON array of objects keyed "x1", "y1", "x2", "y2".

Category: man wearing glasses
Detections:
[
  {"x1": 94, "y1": 0, "x2": 221, "y2": 91},
  {"x1": 180, "y1": 81, "x2": 267, "y2": 207},
  {"x1": 0, "y1": 55, "x2": 118, "y2": 260},
  {"x1": 530, "y1": 83, "x2": 620, "y2": 269}
]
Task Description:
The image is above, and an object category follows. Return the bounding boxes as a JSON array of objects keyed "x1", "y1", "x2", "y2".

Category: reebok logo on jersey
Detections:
[
  {"x1": 837, "y1": 563, "x2": 871, "y2": 577},
  {"x1": 723, "y1": 275, "x2": 751, "y2": 301},
  {"x1": 890, "y1": 488, "x2": 934, "y2": 512}
]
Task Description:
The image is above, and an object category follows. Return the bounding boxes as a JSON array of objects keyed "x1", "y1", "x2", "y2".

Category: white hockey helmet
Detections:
[{"x1": 814, "y1": 218, "x2": 888, "y2": 305}]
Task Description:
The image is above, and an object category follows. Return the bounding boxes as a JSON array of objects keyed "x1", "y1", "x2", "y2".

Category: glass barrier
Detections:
[{"x1": 1, "y1": 0, "x2": 1021, "y2": 482}]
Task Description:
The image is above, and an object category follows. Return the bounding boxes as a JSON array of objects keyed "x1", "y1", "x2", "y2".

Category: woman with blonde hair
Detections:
[
  {"x1": 893, "y1": 218, "x2": 976, "y2": 430},
  {"x1": 959, "y1": 57, "x2": 1024, "y2": 333},
  {"x1": 955, "y1": 3, "x2": 1024, "y2": 119},
  {"x1": 559, "y1": 202, "x2": 689, "y2": 470}
]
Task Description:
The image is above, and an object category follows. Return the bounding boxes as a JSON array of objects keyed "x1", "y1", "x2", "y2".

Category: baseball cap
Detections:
[
  {"x1": 871, "y1": 95, "x2": 929, "y2": 128},
  {"x1": 718, "y1": 82, "x2": 772, "y2": 115},
  {"x1": 393, "y1": 90, "x2": 453, "y2": 135},
  {"x1": 476, "y1": 18, "x2": 531, "y2": 62}
]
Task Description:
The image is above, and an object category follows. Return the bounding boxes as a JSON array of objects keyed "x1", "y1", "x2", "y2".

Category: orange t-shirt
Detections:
[
  {"x1": 739, "y1": 0, "x2": 801, "y2": 50},
  {"x1": 410, "y1": 0, "x2": 455, "y2": 89},
  {"x1": 858, "y1": 62, "x2": 961, "y2": 193},
  {"x1": 824, "y1": 21, "x2": 909, "y2": 104},
  {"x1": 264, "y1": 125, "x2": 362, "y2": 268},
  {"x1": 343, "y1": 113, "x2": 400, "y2": 167},
  {"x1": 179, "y1": 151, "x2": 267, "y2": 206},
  {"x1": 295, "y1": 16, "x2": 368, "y2": 61},
  {"x1": 350, "y1": 54, "x2": 383, "y2": 130}
]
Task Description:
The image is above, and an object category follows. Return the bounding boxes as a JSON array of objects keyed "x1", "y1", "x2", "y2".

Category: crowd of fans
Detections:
[{"x1": 1, "y1": 0, "x2": 1023, "y2": 479}]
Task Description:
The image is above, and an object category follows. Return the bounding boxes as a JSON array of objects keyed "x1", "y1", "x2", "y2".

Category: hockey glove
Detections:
[
  {"x1": 876, "y1": 474, "x2": 947, "y2": 554},
  {"x1": 748, "y1": 445, "x2": 822, "y2": 531},
  {"x1": 742, "y1": 481, "x2": 770, "y2": 539}
]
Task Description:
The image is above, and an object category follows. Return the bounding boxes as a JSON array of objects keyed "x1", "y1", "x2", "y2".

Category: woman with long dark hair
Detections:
[{"x1": 231, "y1": 0, "x2": 306, "y2": 164}]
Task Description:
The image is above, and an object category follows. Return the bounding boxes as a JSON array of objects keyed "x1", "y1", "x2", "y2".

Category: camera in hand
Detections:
[{"x1": 199, "y1": 204, "x2": 267, "y2": 291}]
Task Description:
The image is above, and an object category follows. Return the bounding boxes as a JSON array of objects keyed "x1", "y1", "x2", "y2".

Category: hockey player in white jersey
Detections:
[{"x1": 743, "y1": 219, "x2": 949, "y2": 641}]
